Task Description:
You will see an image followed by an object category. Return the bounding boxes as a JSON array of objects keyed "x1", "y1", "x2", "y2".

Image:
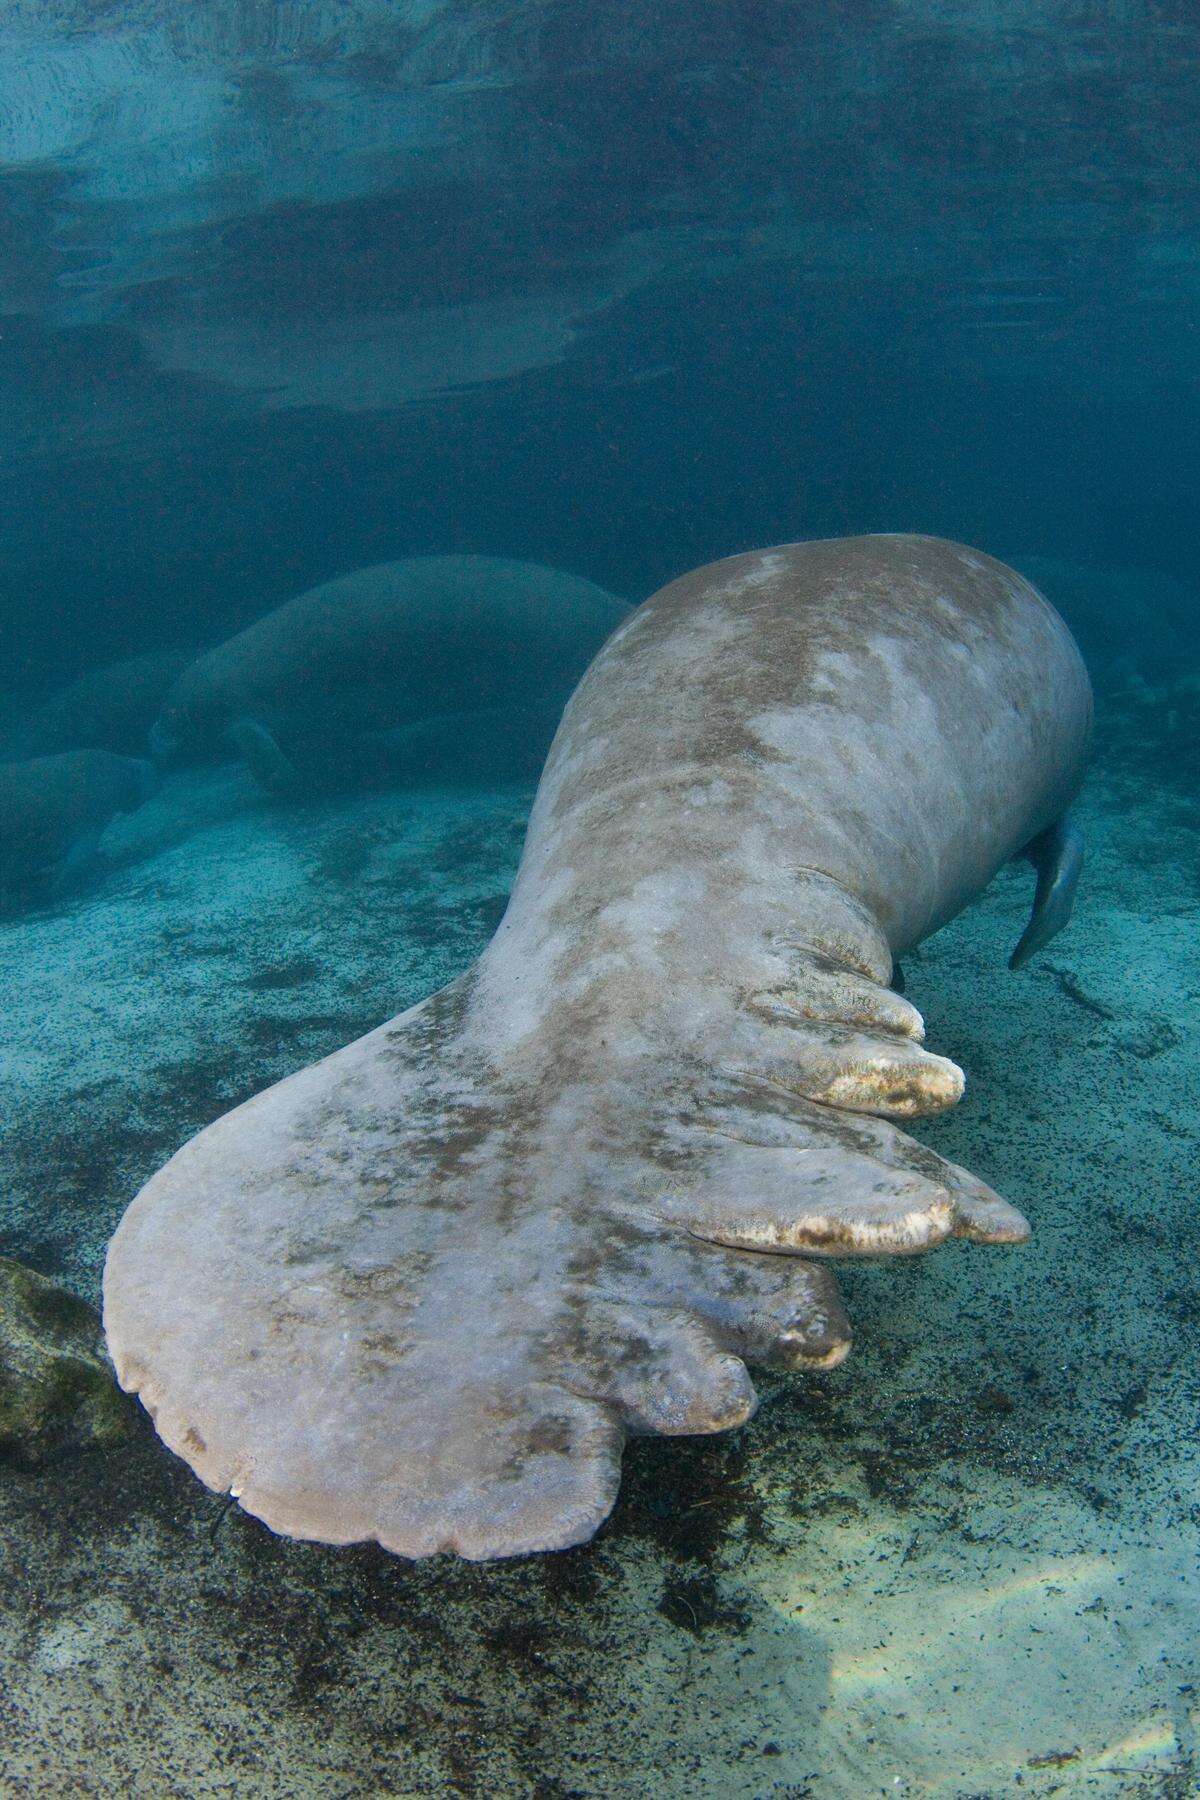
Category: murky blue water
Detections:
[{"x1": 0, "y1": 8, "x2": 1196, "y2": 1793}]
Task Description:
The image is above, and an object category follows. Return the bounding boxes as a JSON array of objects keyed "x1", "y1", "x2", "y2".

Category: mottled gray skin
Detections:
[
  {"x1": 151, "y1": 556, "x2": 630, "y2": 789},
  {"x1": 0, "y1": 750, "x2": 156, "y2": 905},
  {"x1": 4, "y1": 651, "x2": 191, "y2": 762},
  {"x1": 104, "y1": 536, "x2": 1092, "y2": 1562}
]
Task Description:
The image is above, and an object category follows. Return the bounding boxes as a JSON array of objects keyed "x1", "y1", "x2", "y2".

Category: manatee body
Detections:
[
  {"x1": 105, "y1": 536, "x2": 1091, "y2": 1562},
  {"x1": 153, "y1": 556, "x2": 631, "y2": 791},
  {"x1": 5, "y1": 650, "x2": 192, "y2": 762},
  {"x1": 0, "y1": 750, "x2": 156, "y2": 905}
]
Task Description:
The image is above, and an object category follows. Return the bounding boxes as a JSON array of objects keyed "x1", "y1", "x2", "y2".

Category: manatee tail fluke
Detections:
[
  {"x1": 1009, "y1": 813, "x2": 1084, "y2": 970},
  {"x1": 225, "y1": 717, "x2": 299, "y2": 795}
]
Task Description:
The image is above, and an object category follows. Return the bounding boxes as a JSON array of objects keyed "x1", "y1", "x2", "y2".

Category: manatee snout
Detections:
[
  {"x1": 149, "y1": 690, "x2": 211, "y2": 762},
  {"x1": 150, "y1": 688, "x2": 298, "y2": 795}
]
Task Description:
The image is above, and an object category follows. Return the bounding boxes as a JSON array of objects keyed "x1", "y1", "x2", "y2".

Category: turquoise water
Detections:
[{"x1": 1, "y1": 7, "x2": 1197, "y2": 1794}]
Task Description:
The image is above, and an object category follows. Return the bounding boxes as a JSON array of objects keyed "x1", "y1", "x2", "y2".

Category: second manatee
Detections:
[{"x1": 151, "y1": 556, "x2": 631, "y2": 792}]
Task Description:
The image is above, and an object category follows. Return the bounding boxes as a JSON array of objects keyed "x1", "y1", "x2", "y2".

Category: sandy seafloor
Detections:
[{"x1": 0, "y1": 705, "x2": 1196, "y2": 1799}]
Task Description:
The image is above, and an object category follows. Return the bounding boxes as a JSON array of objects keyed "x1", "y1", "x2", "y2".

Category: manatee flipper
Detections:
[
  {"x1": 1009, "y1": 813, "x2": 1084, "y2": 970},
  {"x1": 224, "y1": 717, "x2": 298, "y2": 796}
]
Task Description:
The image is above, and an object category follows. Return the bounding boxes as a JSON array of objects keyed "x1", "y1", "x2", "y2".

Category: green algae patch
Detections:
[{"x1": 0, "y1": 1258, "x2": 134, "y2": 1462}]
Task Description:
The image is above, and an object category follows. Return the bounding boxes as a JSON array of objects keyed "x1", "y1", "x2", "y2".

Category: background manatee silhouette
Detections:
[
  {"x1": 0, "y1": 750, "x2": 157, "y2": 909},
  {"x1": 151, "y1": 556, "x2": 631, "y2": 792},
  {"x1": 3, "y1": 651, "x2": 192, "y2": 764}
]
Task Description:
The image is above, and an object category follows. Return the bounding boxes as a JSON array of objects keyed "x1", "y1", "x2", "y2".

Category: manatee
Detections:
[
  {"x1": 4, "y1": 650, "x2": 193, "y2": 762},
  {"x1": 104, "y1": 535, "x2": 1092, "y2": 1561},
  {"x1": 0, "y1": 750, "x2": 157, "y2": 907},
  {"x1": 150, "y1": 556, "x2": 631, "y2": 792}
]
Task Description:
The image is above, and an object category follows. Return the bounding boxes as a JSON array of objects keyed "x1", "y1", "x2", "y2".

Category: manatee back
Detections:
[
  {"x1": 10, "y1": 650, "x2": 193, "y2": 760},
  {"x1": 533, "y1": 534, "x2": 1092, "y2": 952}
]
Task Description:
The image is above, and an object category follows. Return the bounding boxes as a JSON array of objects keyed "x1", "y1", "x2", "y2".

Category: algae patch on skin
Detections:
[{"x1": 0, "y1": 1258, "x2": 135, "y2": 1462}]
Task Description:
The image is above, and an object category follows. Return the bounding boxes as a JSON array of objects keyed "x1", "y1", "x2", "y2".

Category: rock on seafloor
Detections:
[{"x1": 0, "y1": 1258, "x2": 135, "y2": 1463}]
